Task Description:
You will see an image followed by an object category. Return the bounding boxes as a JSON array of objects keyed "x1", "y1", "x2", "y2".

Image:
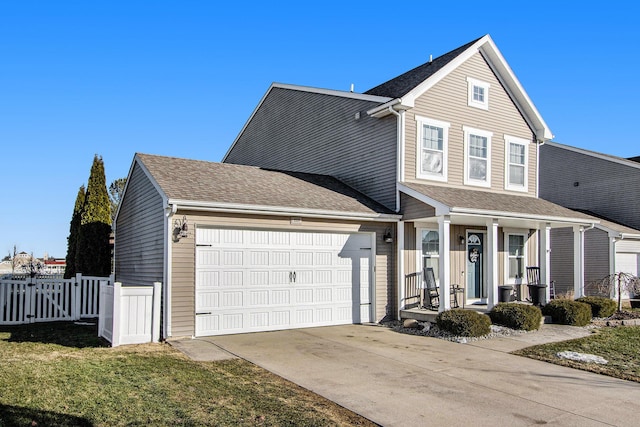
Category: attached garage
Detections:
[
  {"x1": 195, "y1": 228, "x2": 373, "y2": 336},
  {"x1": 115, "y1": 153, "x2": 399, "y2": 340}
]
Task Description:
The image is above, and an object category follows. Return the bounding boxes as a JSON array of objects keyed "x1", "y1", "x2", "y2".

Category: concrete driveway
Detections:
[{"x1": 204, "y1": 325, "x2": 639, "y2": 427}]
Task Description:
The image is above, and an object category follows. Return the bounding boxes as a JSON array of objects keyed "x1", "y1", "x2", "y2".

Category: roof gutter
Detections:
[
  {"x1": 167, "y1": 199, "x2": 401, "y2": 222},
  {"x1": 366, "y1": 98, "x2": 404, "y2": 118},
  {"x1": 450, "y1": 207, "x2": 598, "y2": 226}
]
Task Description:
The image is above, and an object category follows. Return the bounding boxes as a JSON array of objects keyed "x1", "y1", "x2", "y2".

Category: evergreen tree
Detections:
[
  {"x1": 64, "y1": 185, "x2": 85, "y2": 278},
  {"x1": 76, "y1": 155, "x2": 112, "y2": 276}
]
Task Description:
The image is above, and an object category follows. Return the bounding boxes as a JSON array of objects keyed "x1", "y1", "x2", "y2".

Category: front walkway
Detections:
[{"x1": 195, "y1": 325, "x2": 637, "y2": 427}]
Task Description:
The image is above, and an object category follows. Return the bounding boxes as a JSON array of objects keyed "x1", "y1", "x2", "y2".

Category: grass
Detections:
[
  {"x1": 514, "y1": 325, "x2": 640, "y2": 382},
  {"x1": 0, "y1": 322, "x2": 376, "y2": 427}
]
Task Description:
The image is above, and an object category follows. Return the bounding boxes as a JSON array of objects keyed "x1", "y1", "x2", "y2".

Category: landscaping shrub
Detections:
[
  {"x1": 542, "y1": 300, "x2": 592, "y2": 326},
  {"x1": 488, "y1": 303, "x2": 542, "y2": 331},
  {"x1": 576, "y1": 296, "x2": 617, "y2": 318},
  {"x1": 436, "y1": 309, "x2": 491, "y2": 337}
]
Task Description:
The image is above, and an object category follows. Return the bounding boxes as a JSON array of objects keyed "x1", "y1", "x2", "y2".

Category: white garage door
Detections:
[
  {"x1": 617, "y1": 253, "x2": 639, "y2": 276},
  {"x1": 616, "y1": 253, "x2": 639, "y2": 298},
  {"x1": 195, "y1": 228, "x2": 373, "y2": 336}
]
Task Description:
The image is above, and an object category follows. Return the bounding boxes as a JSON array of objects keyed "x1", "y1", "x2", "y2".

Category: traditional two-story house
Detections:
[
  {"x1": 224, "y1": 35, "x2": 596, "y2": 313},
  {"x1": 115, "y1": 35, "x2": 597, "y2": 339}
]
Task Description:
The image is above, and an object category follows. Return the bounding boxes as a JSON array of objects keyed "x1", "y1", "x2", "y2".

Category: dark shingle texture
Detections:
[
  {"x1": 402, "y1": 182, "x2": 596, "y2": 221},
  {"x1": 137, "y1": 153, "x2": 394, "y2": 216},
  {"x1": 364, "y1": 37, "x2": 483, "y2": 98}
]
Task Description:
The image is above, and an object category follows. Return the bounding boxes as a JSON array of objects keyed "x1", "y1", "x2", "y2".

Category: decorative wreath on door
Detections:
[{"x1": 469, "y1": 247, "x2": 480, "y2": 263}]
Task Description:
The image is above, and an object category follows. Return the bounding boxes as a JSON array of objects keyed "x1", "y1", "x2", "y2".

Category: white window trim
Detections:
[
  {"x1": 466, "y1": 77, "x2": 490, "y2": 110},
  {"x1": 417, "y1": 227, "x2": 440, "y2": 286},
  {"x1": 415, "y1": 115, "x2": 449, "y2": 182},
  {"x1": 504, "y1": 231, "x2": 527, "y2": 284},
  {"x1": 504, "y1": 135, "x2": 530, "y2": 192},
  {"x1": 463, "y1": 125, "x2": 492, "y2": 188}
]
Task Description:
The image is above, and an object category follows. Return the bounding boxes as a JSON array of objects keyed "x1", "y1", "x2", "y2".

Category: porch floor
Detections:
[{"x1": 400, "y1": 304, "x2": 489, "y2": 323}]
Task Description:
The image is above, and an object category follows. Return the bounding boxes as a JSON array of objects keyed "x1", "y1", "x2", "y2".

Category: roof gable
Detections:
[{"x1": 366, "y1": 35, "x2": 552, "y2": 141}]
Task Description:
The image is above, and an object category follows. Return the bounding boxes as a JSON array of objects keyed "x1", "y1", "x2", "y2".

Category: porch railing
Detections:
[{"x1": 404, "y1": 271, "x2": 422, "y2": 309}]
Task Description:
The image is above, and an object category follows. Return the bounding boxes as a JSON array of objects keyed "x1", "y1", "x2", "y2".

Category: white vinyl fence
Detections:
[
  {"x1": 0, "y1": 273, "x2": 108, "y2": 325},
  {"x1": 98, "y1": 281, "x2": 161, "y2": 347}
]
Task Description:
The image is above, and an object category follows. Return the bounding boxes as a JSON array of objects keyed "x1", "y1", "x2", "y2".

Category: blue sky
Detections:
[{"x1": 1, "y1": 1, "x2": 639, "y2": 258}]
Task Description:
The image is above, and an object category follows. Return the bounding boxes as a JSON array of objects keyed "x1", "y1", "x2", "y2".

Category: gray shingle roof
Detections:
[
  {"x1": 364, "y1": 37, "x2": 483, "y2": 98},
  {"x1": 136, "y1": 153, "x2": 395, "y2": 216},
  {"x1": 401, "y1": 182, "x2": 596, "y2": 222}
]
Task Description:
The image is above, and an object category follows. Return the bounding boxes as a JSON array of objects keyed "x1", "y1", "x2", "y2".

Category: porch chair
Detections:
[
  {"x1": 422, "y1": 267, "x2": 440, "y2": 310},
  {"x1": 422, "y1": 268, "x2": 464, "y2": 309}
]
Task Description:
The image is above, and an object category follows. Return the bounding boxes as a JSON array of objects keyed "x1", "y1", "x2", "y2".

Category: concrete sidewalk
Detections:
[{"x1": 172, "y1": 324, "x2": 637, "y2": 426}]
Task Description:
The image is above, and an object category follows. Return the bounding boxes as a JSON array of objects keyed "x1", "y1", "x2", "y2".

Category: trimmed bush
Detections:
[
  {"x1": 542, "y1": 300, "x2": 592, "y2": 326},
  {"x1": 488, "y1": 303, "x2": 542, "y2": 331},
  {"x1": 436, "y1": 309, "x2": 491, "y2": 337},
  {"x1": 576, "y1": 296, "x2": 616, "y2": 318}
]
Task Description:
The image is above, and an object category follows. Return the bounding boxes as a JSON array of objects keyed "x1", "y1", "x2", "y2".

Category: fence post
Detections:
[
  {"x1": 26, "y1": 279, "x2": 35, "y2": 324},
  {"x1": 152, "y1": 282, "x2": 162, "y2": 343},
  {"x1": 72, "y1": 274, "x2": 80, "y2": 320},
  {"x1": 98, "y1": 280, "x2": 105, "y2": 337},
  {"x1": 112, "y1": 282, "x2": 122, "y2": 347}
]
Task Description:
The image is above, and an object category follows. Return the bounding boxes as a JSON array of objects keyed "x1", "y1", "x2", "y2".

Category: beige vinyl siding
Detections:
[
  {"x1": 170, "y1": 210, "x2": 396, "y2": 337},
  {"x1": 585, "y1": 228, "x2": 610, "y2": 289},
  {"x1": 405, "y1": 221, "x2": 539, "y2": 304},
  {"x1": 114, "y1": 163, "x2": 165, "y2": 287},
  {"x1": 406, "y1": 52, "x2": 536, "y2": 195},
  {"x1": 550, "y1": 227, "x2": 575, "y2": 296},
  {"x1": 540, "y1": 144, "x2": 640, "y2": 230},
  {"x1": 225, "y1": 87, "x2": 398, "y2": 209}
]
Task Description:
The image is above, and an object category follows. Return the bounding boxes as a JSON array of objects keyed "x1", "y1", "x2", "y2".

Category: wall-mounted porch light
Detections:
[
  {"x1": 459, "y1": 235, "x2": 465, "y2": 245},
  {"x1": 383, "y1": 229, "x2": 393, "y2": 243},
  {"x1": 173, "y1": 215, "x2": 189, "y2": 239}
]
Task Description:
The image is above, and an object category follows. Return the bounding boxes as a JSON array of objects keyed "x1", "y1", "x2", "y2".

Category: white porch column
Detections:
[
  {"x1": 540, "y1": 223, "x2": 551, "y2": 301},
  {"x1": 486, "y1": 219, "x2": 499, "y2": 309},
  {"x1": 573, "y1": 225, "x2": 585, "y2": 298},
  {"x1": 438, "y1": 215, "x2": 451, "y2": 312},
  {"x1": 397, "y1": 221, "x2": 405, "y2": 319}
]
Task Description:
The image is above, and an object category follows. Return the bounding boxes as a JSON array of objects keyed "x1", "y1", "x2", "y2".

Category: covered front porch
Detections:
[{"x1": 397, "y1": 183, "x2": 598, "y2": 316}]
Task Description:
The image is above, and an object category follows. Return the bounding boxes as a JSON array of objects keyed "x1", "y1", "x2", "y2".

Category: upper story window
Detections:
[
  {"x1": 463, "y1": 126, "x2": 492, "y2": 187},
  {"x1": 467, "y1": 77, "x2": 490, "y2": 110},
  {"x1": 416, "y1": 115, "x2": 449, "y2": 182},
  {"x1": 504, "y1": 135, "x2": 530, "y2": 192}
]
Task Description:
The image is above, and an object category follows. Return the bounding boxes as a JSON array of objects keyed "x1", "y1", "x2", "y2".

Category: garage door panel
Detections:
[
  {"x1": 195, "y1": 228, "x2": 374, "y2": 336},
  {"x1": 271, "y1": 289, "x2": 290, "y2": 304},
  {"x1": 196, "y1": 291, "x2": 219, "y2": 310},
  {"x1": 196, "y1": 271, "x2": 219, "y2": 287}
]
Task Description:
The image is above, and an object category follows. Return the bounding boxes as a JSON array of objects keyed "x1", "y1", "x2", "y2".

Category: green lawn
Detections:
[
  {"x1": 0, "y1": 322, "x2": 376, "y2": 427},
  {"x1": 514, "y1": 325, "x2": 640, "y2": 382}
]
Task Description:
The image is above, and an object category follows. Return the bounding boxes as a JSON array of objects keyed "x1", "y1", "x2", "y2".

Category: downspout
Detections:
[
  {"x1": 164, "y1": 203, "x2": 177, "y2": 340},
  {"x1": 387, "y1": 105, "x2": 404, "y2": 213},
  {"x1": 387, "y1": 105, "x2": 405, "y2": 319}
]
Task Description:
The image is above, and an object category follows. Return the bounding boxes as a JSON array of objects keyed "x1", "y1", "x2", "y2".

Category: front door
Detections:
[{"x1": 466, "y1": 232, "x2": 486, "y2": 302}]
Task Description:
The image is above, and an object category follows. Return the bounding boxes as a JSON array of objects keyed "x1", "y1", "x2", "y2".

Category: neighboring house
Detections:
[
  {"x1": 540, "y1": 142, "x2": 640, "y2": 295},
  {"x1": 116, "y1": 34, "x2": 597, "y2": 339}
]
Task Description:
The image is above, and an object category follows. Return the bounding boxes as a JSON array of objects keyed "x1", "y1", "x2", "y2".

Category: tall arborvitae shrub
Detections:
[
  {"x1": 64, "y1": 185, "x2": 86, "y2": 278},
  {"x1": 76, "y1": 155, "x2": 112, "y2": 276}
]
